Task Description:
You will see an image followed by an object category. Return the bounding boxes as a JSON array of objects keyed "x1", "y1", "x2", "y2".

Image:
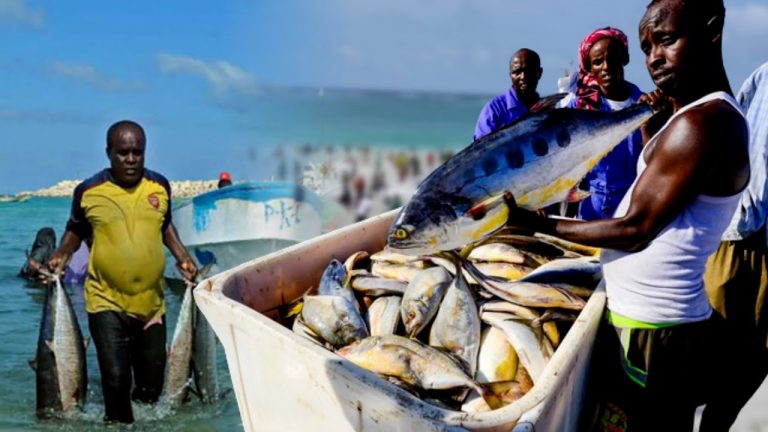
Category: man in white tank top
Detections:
[{"x1": 505, "y1": 1, "x2": 749, "y2": 430}]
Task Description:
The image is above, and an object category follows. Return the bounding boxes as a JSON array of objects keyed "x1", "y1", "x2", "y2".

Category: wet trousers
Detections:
[
  {"x1": 700, "y1": 227, "x2": 768, "y2": 431},
  {"x1": 88, "y1": 311, "x2": 166, "y2": 424}
]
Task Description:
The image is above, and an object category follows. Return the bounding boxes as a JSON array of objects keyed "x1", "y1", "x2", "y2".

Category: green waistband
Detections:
[{"x1": 604, "y1": 310, "x2": 678, "y2": 329}]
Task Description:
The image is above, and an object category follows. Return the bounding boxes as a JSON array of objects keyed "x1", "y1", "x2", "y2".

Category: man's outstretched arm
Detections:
[
  {"x1": 163, "y1": 221, "x2": 198, "y2": 284},
  {"x1": 512, "y1": 106, "x2": 735, "y2": 251}
]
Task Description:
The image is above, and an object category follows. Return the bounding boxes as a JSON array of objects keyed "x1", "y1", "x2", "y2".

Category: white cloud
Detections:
[
  {"x1": 155, "y1": 53, "x2": 260, "y2": 105},
  {"x1": 0, "y1": 0, "x2": 43, "y2": 28},
  {"x1": 52, "y1": 62, "x2": 146, "y2": 93}
]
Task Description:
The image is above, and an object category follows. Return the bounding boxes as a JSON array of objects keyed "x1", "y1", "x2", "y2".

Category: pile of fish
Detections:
[
  {"x1": 286, "y1": 99, "x2": 654, "y2": 411},
  {"x1": 286, "y1": 229, "x2": 601, "y2": 413}
]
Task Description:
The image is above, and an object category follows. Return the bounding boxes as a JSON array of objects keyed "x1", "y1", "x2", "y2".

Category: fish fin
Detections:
[
  {"x1": 475, "y1": 382, "x2": 494, "y2": 399},
  {"x1": 265, "y1": 285, "x2": 314, "y2": 317},
  {"x1": 45, "y1": 340, "x2": 54, "y2": 352},
  {"x1": 284, "y1": 300, "x2": 304, "y2": 318},
  {"x1": 28, "y1": 359, "x2": 37, "y2": 370},
  {"x1": 466, "y1": 192, "x2": 512, "y2": 219},
  {"x1": 565, "y1": 187, "x2": 591, "y2": 203},
  {"x1": 529, "y1": 93, "x2": 568, "y2": 113}
]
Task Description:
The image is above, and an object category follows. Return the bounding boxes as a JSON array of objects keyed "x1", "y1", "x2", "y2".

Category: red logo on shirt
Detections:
[{"x1": 148, "y1": 193, "x2": 160, "y2": 210}]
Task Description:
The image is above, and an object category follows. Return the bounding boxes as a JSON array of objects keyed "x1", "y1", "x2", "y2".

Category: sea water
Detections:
[
  {"x1": 0, "y1": 198, "x2": 242, "y2": 431},
  {"x1": 0, "y1": 88, "x2": 490, "y2": 430}
]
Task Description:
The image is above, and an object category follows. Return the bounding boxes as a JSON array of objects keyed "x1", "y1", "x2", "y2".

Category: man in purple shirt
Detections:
[{"x1": 473, "y1": 48, "x2": 542, "y2": 141}]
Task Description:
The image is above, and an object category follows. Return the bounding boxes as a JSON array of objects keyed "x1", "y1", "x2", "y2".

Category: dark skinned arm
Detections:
[
  {"x1": 47, "y1": 230, "x2": 83, "y2": 277},
  {"x1": 511, "y1": 103, "x2": 746, "y2": 252},
  {"x1": 163, "y1": 221, "x2": 198, "y2": 284}
]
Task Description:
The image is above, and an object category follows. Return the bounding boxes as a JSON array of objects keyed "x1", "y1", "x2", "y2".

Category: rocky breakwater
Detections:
[{"x1": 18, "y1": 179, "x2": 218, "y2": 199}]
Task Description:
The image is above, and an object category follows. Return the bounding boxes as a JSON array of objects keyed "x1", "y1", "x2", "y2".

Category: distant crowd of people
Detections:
[{"x1": 333, "y1": 148, "x2": 453, "y2": 221}]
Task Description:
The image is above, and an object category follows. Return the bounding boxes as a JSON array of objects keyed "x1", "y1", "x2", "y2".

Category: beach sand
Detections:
[{"x1": 732, "y1": 377, "x2": 768, "y2": 431}]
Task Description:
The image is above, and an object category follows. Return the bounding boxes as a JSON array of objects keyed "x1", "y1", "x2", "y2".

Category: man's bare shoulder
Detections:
[
  {"x1": 684, "y1": 98, "x2": 746, "y2": 131},
  {"x1": 655, "y1": 99, "x2": 746, "y2": 154},
  {"x1": 658, "y1": 98, "x2": 749, "y2": 195}
]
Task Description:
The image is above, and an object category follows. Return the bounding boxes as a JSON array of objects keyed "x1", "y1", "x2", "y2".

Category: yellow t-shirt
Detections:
[{"x1": 67, "y1": 169, "x2": 171, "y2": 321}]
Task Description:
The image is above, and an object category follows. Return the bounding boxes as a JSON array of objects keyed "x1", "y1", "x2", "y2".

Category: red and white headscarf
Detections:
[{"x1": 575, "y1": 27, "x2": 629, "y2": 110}]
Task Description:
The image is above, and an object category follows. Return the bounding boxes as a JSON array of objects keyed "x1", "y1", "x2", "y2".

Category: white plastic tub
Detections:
[{"x1": 194, "y1": 210, "x2": 606, "y2": 432}]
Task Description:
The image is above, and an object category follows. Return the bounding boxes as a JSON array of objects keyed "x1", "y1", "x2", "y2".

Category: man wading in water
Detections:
[{"x1": 47, "y1": 120, "x2": 198, "y2": 424}]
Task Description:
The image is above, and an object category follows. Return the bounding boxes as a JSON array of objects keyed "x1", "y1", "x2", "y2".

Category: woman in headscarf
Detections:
[{"x1": 561, "y1": 27, "x2": 645, "y2": 220}]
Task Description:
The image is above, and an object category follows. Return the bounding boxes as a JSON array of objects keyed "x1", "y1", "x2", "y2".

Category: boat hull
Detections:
[{"x1": 167, "y1": 182, "x2": 325, "y2": 277}]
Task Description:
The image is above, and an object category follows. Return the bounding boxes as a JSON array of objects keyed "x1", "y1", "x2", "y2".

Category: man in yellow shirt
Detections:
[{"x1": 47, "y1": 120, "x2": 197, "y2": 424}]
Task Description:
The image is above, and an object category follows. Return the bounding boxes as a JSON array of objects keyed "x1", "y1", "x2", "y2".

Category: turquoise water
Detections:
[
  {"x1": 0, "y1": 88, "x2": 491, "y2": 430},
  {"x1": 242, "y1": 87, "x2": 489, "y2": 150},
  {"x1": 0, "y1": 198, "x2": 243, "y2": 431}
]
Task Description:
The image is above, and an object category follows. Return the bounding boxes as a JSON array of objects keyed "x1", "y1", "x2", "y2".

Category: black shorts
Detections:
[{"x1": 590, "y1": 314, "x2": 725, "y2": 432}]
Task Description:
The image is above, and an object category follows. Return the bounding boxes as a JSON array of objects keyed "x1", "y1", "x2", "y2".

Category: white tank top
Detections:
[{"x1": 600, "y1": 92, "x2": 745, "y2": 324}]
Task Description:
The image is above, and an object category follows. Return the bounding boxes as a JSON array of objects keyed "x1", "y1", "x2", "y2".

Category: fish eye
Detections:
[
  {"x1": 471, "y1": 209, "x2": 486, "y2": 221},
  {"x1": 393, "y1": 228, "x2": 409, "y2": 240}
]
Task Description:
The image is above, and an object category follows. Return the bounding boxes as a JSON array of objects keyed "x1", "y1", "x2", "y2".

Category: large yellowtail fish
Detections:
[
  {"x1": 387, "y1": 101, "x2": 654, "y2": 254},
  {"x1": 429, "y1": 269, "x2": 481, "y2": 376},
  {"x1": 366, "y1": 296, "x2": 401, "y2": 336},
  {"x1": 337, "y1": 335, "x2": 484, "y2": 395},
  {"x1": 464, "y1": 261, "x2": 586, "y2": 310},
  {"x1": 481, "y1": 312, "x2": 553, "y2": 383},
  {"x1": 302, "y1": 295, "x2": 368, "y2": 348},
  {"x1": 400, "y1": 266, "x2": 452, "y2": 337}
]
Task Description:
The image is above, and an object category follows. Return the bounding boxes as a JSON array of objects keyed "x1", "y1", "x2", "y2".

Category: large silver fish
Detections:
[
  {"x1": 302, "y1": 295, "x2": 369, "y2": 348},
  {"x1": 387, "y1": 102, "x2": 654, "y2": 254},
  {"x1": 318, "y1": 259, "x2": 355, "y2": 305},
  {"x1": 33, "y1": 277, "x2": 87, "y2": 418},
  {"x1": 164, "y1": 287, "x2": 195, "y2": 406},
  {"x1": 429, "y1": 269, "x2": 481, "y2": 376},
  {"x1": 165, "y1": 261, "x2": 219, "y2": 405},
  {"x1": 192, "y1": 304, "x2": 219, "y2": 404},
  {"x1": 337, "y1": 335, "x2": 484, "y2": 394},
  {"x1": 400, "y1": 266, "x2": 452, "y2": 337}
]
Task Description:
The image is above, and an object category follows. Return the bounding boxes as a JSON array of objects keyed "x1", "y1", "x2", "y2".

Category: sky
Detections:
[{"x1": 0, "y1": 0, "x2": 766, "y2": 194}]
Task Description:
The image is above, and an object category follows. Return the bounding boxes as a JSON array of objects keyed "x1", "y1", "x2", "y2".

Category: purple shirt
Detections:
[
  {"x1": 63, "y1": 241, "x2": 89, "y2": 284},
  {"x1": 473, "y1": 87, "x2": 532, "y2": 141},
  {"x1": 564, "y1": 81, "x2": 645, "y2": 220}
]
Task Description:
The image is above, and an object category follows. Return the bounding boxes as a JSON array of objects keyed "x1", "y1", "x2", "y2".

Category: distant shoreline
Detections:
[{"x1": 11, "y1": 179, "x2": 218, "y2": 199}]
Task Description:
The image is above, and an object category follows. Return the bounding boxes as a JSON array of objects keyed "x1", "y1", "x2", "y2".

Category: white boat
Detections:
[
  {"x1": 171, "y1": 181, "x2": 343, "y2": 276},
  {"x1": 194, "y1": 209, "x2": 606, "y2": 431}
]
